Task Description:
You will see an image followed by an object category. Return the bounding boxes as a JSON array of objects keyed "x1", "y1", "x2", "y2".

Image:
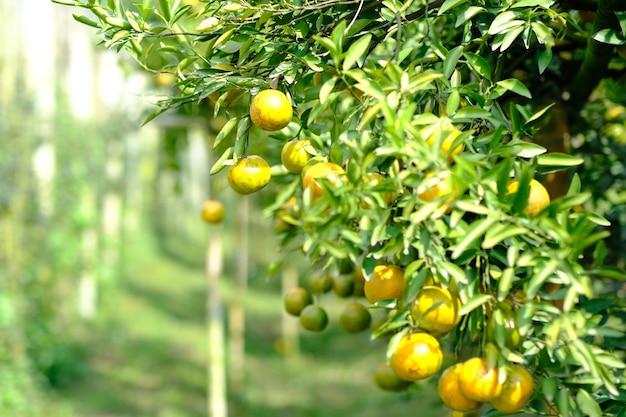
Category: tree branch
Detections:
[{"x1": 566, "y1": 0, "x2": 624, "y2": 113}]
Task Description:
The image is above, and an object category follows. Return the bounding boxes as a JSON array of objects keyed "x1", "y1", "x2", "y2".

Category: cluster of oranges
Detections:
[
  {"x1": 226, "y1": 89, "x2": 293, "y2": 195},
  {"x1": 282, "y1": 257, "x2": 535, "y2": 413},
  {"x1": 283, "y1": 266, "x2": 372, "y2": 333},
  {"x1": 212, "y1": 88, "x2": 549, "y2": 414}
]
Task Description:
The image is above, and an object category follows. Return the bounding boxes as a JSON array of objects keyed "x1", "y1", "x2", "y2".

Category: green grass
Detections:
[{"x1": 56, "y1": 233, "x2": 448, "y2": 417}]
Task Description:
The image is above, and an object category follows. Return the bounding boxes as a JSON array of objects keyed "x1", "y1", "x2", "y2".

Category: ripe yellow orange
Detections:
[
  {"x1": 490, "y1": 365, "x2": 534, "y2": 413},
  {"x1": 419, "y1": 171, "x2": 459, "y2": 205},
  {"x1": 426, "y1": 119, "x2": 463, "y2": 157},
  {"x1": 283, "y1": 287, "x2": 313, "y2": 317},
  {"x1": 374, "y1": 363, "x2": 412, "y2": 392},
  {"x1": 302, "y1": 162, "x2": 346, "y2": 200},
  {"x1": 299, "y1": 304, "x2": 329, "y2": 332},
  {"x1": 506, "y1": 178, "x2": 550, "y2": 216},
  {"x1": 227, "y1": 155, "x2": 271, "y2": 195},
  {"x1": 339, "y1": 302, "x2": 372, "y2": 333},
  {"x1": 281, "y1": 139, "x2": 312, "y2": 173},
  {"x1": 410, "y1": 286, "x2": 459, "y2": 335},
  {"x1": 249, "y1": 89, "x2": 293, "y2": 131},
  {"x1": 300, "y1": 156, "x2": 327, "y2": 178},
  {"x1": 438, "y1": 363, "x2": 483, "y2": 412},
  {"x1": 458, "y1": 358, "x2": 502, "y2": 402},
  {"x1": 200, "y1": 200, "x2": 225, "y2": 224},
  {"x1": 154, "y1": 72, "x2": 176, "y2": 88},
  {"x1": 364, "y1": 265, "x2": 405, "y2": 304},
  {"x1": 389, "y1": 332, "x2": 443, "y2": 381}
]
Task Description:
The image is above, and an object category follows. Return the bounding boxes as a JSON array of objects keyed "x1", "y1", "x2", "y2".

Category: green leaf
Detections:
[
  {"x1": 538, "y1": 48, "x2": 552, "y2": 74},
  {"x1": 213, "y1": 116, "x2": 238, "y2": 150},
  {"x1": 342, "y1": 34, "x2": 371, "y2": 71},
  {"x1": 458, "y1": 294, "x2": 493, "y2": 316},
  {"x1": 313, "y1": 36, "x2": 338, "y2": 58},
  {"x1": 456, "y1": 6, "x2": 484, "y2": 27},
  {"x1": 542, "y1": 377, "x2": 557, "y2": 402},
  {"x1": 73, "y1": 13, "x2": 101, "y2": 28},
  {"x1": 209, "y1": 147, "x2": 233, "y2": 175},
  {"x1": 588, "y1": 266, "x2": 626, "y2": 281},
  {"x1": 495, "y1": 24, "x2": 525, "y2": 52},
  {"x1": 440, "y1": 261, "x2": 468, "y2": 285},
  {"x1": 482, "y1": 224, "x2": 527, "y2": 249},
  {"x1": 452, "y1": 216, "x2": 498, "y2": 259},
  {"x1": 497, "y1": 267, "x2": 515, "y2": 301},
  {"x1": 576, "y1": 389, "x2": 602, "y2": 417},
  {"x1": 524, "y1": 102, "x2": 555, "y2": 126},
  {"x1": 464, "y1": 52, "x2": 492, "y2": 81},
  {"x1": 531, "y1": 21, "x2": 556, "y2": 46},
  {"x1": 319, "y1": 78, "x2": 336, "y2": 105},
  {"x1": 508, "y1": 139, "x2": 546, "y2": 158},
  {"x1": 452, "y1": 106, "x2": 493, "y2": 121},
  {"x1": 526, "y1": 259, "x2": 558, "y2": 298},
  {"x1": 496, "y1": 79, "x2": 532, "y2": 99},
  {"x1": 592, "y1": 29, "x2": 626, "y2": 46},
  {"x1": 438, "y1": 0, "x2": 468, "y2": 15},
  {"x1": 537, "y1": 152, "x2": 584, "y2": 167},
  {"x1": 488, "y1": 11, "x2": 519, "y2": 35},
  {"x1": 158, "y1": 0, "x2": 171, "y2": 23},
  {"x1": 510, "y1": 0, "x2": 554, "y2": 7},
  {"x1": 443, "y1": 46, "x2": 463, "y2": 79}
]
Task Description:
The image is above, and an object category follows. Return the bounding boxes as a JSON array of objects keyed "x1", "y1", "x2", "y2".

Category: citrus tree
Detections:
[{"x1": 53, "y1": 0, "x2": 626, "y2": 415}]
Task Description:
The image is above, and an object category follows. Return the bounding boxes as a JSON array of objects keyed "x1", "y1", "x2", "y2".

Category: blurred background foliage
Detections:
[{"x1": 0, "y1": 1, "x2": 625, "y2": 417}]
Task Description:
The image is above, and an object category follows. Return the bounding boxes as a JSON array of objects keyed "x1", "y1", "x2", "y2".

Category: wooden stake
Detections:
[
  {"x1": 206, "y1": 224, "x2": 227, "y2": 417},
  {"x1": 228, "y1": 197, "x2": 248, "y2": 392},
  {"x1": 281, "y1": 263, "x2": 300, "y2": 358}
]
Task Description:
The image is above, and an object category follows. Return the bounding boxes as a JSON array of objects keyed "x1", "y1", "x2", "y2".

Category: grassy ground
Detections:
[{"x1": 56, "y1": 232, "x2": 448, "y2": 417}]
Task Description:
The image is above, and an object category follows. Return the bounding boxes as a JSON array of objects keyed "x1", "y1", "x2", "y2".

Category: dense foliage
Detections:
[{"x1": 53, "y1": 0, "x2": 626, "y2": 415}]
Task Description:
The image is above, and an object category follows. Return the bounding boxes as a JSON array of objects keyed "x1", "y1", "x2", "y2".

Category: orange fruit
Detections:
[
  {"x1": 487, "y1": 309, "x2": 522, "y2": 350},
  {"x1": 154, "y1": 72, "x2": 176, "y2": 88},
  {"x1": 339, "y1": 302, "x2": 371, "y2": 333},
  {"x1": 302, "y1": 162, "x2": 346, "y2": 200},
  {"x1": 410, "y1": 286, "x2": 459, "y2": 335},
  {"x1": 506, "y1": 178, "x2": 550, "y2": 216},
  {"x1": 364, "y1": 265, "x2": 405, "y2": 304},
  {"x1": 274, "y1": 197, "x2": 298, "y2": 232},
  {"x1": 389, "y1": 332, "x2": 443, "y2": 381},
  {"x1": 438, "y1": 363, "x2": 483, "y2": 412},
  {"x1": 249, "y1": 89, "x2": 293, "y2": 131},
  {"x1": 200, "y1": 200, "x2": 225, "y2": 224},
  {"x1": 227, "y1": 155, "x2": 271, "y2": 195},
  {"x1": 281, "y1": 139, "x2": 312, "y2": 173},
  {"x1": 309, "y1": 272, "x2": 333, "y2": 295},
  {"x1": 374, "y1": 363, "x2": 412, "y2": 392},
  {"x1": 299, "y1": 305, "x2": 329, "y2": 332},
  {"x1": 490, "y1": 365, "x2": 534, "y2": 413},
  {"x1": 419, "y1": 171, "x2": 459, "y2": 205},
  {"x1": 283, "y1": 287, "x2": 313, "y2": 316},
  {"x1": 332, "y1": 274, "x2": 355, "y2": 298},
  {"x1": 352, "y1": 268, "x2": 366, "y2": 297},
  {"x1": 426, "y1": 118, "x2": 463, "y2": 157},
  {"x1": 458, "y1": 358, "x2": 502, "y2": 402},
  {"x1": 300, "y1": 156, "x2": 327, "y2": 178}
]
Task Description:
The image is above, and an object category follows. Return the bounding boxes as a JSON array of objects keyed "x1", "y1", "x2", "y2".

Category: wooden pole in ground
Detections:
[
  {"x1": 281, "y1": 262, "x2": 300, "y2": 358},
  {"x1": 206, "y1": 223, "x2": 227, "y2": 417},
  {"x1": 228, "y1": 197, "x2": 248, "y2": 392}
]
